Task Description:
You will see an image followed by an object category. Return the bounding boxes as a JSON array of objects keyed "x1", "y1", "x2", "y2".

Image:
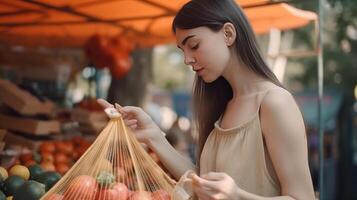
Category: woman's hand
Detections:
[
  {"x1": 190, "y1": 172, "x2": 240, "y2": 200},
  {"x1": 97, "y1": 99, "x2": 164, "y2": 146}
]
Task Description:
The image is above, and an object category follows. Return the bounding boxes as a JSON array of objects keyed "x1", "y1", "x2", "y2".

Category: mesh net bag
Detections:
[{"x1": 40, "y1": 107, "x2": 193, "y2": 200}]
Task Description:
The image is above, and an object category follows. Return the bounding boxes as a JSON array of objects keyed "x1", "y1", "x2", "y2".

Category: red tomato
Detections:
[
  {"x1": 95, "y1": 188, "x2": 119, "y2": 200},
  {"x1": 43, "y1": 193, "x2": 63, "y2": 200},
  {"x1": 24, "y1": 160, "x2": 36, "y2": 167},
  {"x1": 64, "y1": 175, "x2": 98, "y2": 200},
  {"x1": 19, "y1": 153, "x2": 33, "y2": 163},
  {"x1": 55, "y1": 163, "x2": 69, "y2": 175},
  {"x1": 55, "y1": 142, "x2": 69, "y2": 154},
  {"x1": 60, "y1": 141, "x2": 74, "y2": 155},
  {"x1": 54, "y1": 152, "x2": 68, "y2": 164},
  {"x1": 151, "y1": 190, "x2": 171, "y2": 200},
  {"x1": 112, "y1": 182, "x2": 129, "y2": 200},
  {"x1": 130, "y1": 191, "x2": 152, "y2": 200},
  {"x1": 41, "y1": 152, "x2": 54, "y2": 163},
  {"x1": 39, "y1": 142, "x2": 56, "y2": 154},
  {"x1": 76, "y1": 146, "x2": 88, "y2": 158},
  {"x1": 41, "y1": 161, "x2": 56, "y2": 172}
]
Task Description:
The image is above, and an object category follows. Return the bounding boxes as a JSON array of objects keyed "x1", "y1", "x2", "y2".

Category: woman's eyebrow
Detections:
[{"x1": 181, "y1": 35, "x2": 196, "y2": 46}]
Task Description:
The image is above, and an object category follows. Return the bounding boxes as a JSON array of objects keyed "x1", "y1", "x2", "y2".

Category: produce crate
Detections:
[
  {"x1": 0, "y1": 79, "x2": 55, "y2": 116},
  {"x1": 0, "y1": 129, "x2": 5, "y2": 154},
  {"x1": 71, "y1": 107, "x2": 107, "y2": 124},
  {"x1": 72, "y1": 108, "x2": 107, "y2": 134},
  {"x1": 0, "y1": 114, "x2": 60, "y2": 135},
  {"x1": 2, "y1": 131, "x2": 42, "y2": 150}
]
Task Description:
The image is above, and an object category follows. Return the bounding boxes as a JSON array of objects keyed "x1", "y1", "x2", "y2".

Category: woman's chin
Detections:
[{"x1": 201, "y1": 76, "x2": 217, "y2": 83}]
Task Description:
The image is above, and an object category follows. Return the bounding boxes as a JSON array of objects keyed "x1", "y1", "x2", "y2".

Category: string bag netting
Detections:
[{"x1": 40, "y1": 107, "x2": 193, "y2": 200}]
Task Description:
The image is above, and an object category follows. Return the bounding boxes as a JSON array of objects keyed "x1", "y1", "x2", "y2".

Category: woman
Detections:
[{"x1": 99, "y1": 0, "x2": 315, "y2": 199}]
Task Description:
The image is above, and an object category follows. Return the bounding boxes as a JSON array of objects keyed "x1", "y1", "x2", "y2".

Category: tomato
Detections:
[
  {"x1": 130, "y1": 191, "x2": 152, "y2": 200},
  {"x1": 19, "y1": 153, "x2": 33, "y2": 164},
  {"x1": 112, "y1": 182, "x2": 129, "y2": 200},
  {"x1": 43, "y1": 193, "x2": 63, "y2": 200},
  {"x1": 39, "y1": 142, "x2": 56, "y2": 154},
  {"x1": 40, "y1": 161, "x2": 56, "y2": 172},
  {"x1": 55, "y1": 141, "x2": 74, "y2": 155},
  {"x1": 24, "y1": 160, "x2": 36, "y2": 167},
  {"x1": 55, "y1": 163, "x2": 69, "y2": 175},
  {"x1": 72, "y1": 136, "x2": 89, "y2": 147},
  {"x1": 64, "y1": 175, "x2": 98, "y2": 200},
  {"x1": 62, "y1": 141, "x2": 74, "y2": 154},
  {"x1": 75, "y1": 146, "x2": 88, "y2": 158},
  {"x1": 151, "y1": 190, "x2": 171, "y2": 200},
  {"x1": 53, "y1": 152, "x2": 68, "y2": 164},
  {"x1": 95, "y1": 188, "x2": 119, "y2": 200},
  {"x1": 41, "y1": 152, "x2": 54, "y2": 163}
]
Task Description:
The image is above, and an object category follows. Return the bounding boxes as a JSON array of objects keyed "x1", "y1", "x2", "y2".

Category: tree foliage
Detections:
[{"x1": 291, "y1": 0, "x2": 357, "y2": 98}]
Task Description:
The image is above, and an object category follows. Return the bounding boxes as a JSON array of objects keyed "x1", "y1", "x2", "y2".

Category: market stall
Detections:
[{"x1": 0, "y1": 0, "x2": 318, "y2": 199}]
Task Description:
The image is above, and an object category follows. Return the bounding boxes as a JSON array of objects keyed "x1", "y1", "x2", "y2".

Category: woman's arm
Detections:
[
  {"x1": 98, "y1": 99, "x2": 196, "y2": 180},
  {"x1": 149, "y1": 133, "x2": 197, "y2": 180},
  {"x1": 257, "y1": 88, "x2": 315, "y2": 200}
]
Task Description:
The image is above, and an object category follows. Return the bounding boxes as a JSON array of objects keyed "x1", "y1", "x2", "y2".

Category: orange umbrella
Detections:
[{"x1": 0, "y1": 0, "x2": 316, "y2": 48}]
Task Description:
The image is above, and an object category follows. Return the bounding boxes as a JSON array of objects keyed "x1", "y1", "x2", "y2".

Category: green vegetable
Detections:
[
  {"x1": 96, "y1": 171, "x2": 115, "y2": 188},
  {"x1": 28, "y1": 165, "x2": 44, "y2": 181},
  {"x1": 2, "y1": 176, "x2": 25, "y2": 196},
  {"x1": 13, "y1": 180, "x2": 45, "y2": 200},
  {"x1": 37, "y1": 172, "x2": 61, "y2": 191}
]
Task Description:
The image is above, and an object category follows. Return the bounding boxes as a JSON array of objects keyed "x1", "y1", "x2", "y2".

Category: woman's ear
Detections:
[{"x1": 222, "y1": 22, "x2": 236, "y2": 46}]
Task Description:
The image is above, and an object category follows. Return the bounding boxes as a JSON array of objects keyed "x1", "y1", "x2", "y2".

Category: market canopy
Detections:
[{"x1": 0, "y1": 0, "x2": 317, "y2": 48}]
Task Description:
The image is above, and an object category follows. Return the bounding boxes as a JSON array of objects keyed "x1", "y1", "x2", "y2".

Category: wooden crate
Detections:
[
  {"x1": 0, "y1": 114, "x2": 60, "y2": 135},
  {"x1": 0, "y1": 129, "x2": 6, "y2": 154},
  {"x1": 72, "y1": 108, "x2": 107, "y2": 134},
  {"x1": 71, "y1": 107, "x2": 107, "y2": 124},
  {"x1": 0, "y1": 79, "x2": 55, "y2": 116},
  {"x1": 2, "y1": 131, "x2": 42, "y2": 150}
]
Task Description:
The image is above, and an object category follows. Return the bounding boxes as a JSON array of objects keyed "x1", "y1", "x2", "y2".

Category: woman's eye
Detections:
[{"x1": 191, "y1": 44, "x2": 199, "y2": 50}]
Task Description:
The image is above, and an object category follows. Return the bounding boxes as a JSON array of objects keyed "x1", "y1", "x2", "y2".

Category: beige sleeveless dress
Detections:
[{"x1": 200, "y1": 89, "x2": 281, "y2": 196}]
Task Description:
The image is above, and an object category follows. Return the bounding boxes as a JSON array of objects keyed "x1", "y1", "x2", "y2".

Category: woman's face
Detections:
[{"x1": 175, "y1": 27, "x2": 231, "y2": 83}]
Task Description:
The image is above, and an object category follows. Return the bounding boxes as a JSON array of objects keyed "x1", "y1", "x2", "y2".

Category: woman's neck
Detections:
[{"x1": 222, "y1": 57, "x2": 268, "y2": 100}]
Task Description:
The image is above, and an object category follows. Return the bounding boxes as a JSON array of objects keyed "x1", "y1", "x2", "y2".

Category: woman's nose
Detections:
[{"x1": 184, "y1": 53, "x2": 196, "y2": 65}]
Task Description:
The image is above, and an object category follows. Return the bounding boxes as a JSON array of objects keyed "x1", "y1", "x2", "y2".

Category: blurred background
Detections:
[{"x1": 0, "y1": 0, "x2": 356, "y2": 199}]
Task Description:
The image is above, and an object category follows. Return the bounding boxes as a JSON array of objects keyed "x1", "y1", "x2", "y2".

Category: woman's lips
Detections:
[{"x1": 194, "y1": 68, "x2": 204, "y2": 75}]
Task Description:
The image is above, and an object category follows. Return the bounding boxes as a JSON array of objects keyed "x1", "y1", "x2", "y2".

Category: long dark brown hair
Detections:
[{"x1": 172, "y1": 0, "x2": 284, "y2": 168}]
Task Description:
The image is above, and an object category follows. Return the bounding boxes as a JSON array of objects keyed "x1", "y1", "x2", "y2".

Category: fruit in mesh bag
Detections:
[
  {"x1": 152, "y1": 189, "x2": 171, "y2": 200},
  {"x1": 42, "y1": 193, "x2": 63, "y2": 200},
  {"x1": 96, "y1": 171, "x2": 115, "y2": 188},
  {"x1": 130, "y1": 190, "x2": 152, "y2": 200},
  {"x1": 63, "y1": 175, "x2": 98, "y2": 199},
  {"x1": 95, "y1": 182, "x2": 129, "y2": 200},
  {"x1": 40, "y1": 112, "x2": 175, "y2": 200}
]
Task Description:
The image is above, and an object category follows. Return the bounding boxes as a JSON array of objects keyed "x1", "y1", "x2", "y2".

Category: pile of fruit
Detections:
[
  {"x1": 18, "y1": 136, "x2": 91, "y2": 175},
  {"x1": 0, "y1": 164, "x2": 61, "y2": 200}
]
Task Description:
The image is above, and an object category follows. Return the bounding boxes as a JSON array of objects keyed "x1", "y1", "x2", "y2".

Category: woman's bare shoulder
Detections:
[{"x1": 262, "y1": 86, "x2": 295, "y2": 109}]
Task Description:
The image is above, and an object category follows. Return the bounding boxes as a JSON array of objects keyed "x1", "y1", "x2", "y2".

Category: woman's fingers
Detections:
[
  {"x1": 114, "y1": 103, "x2": 125, "y2": 113},
  {"x1": 97, "y1": 99, "x2": 113, "y2": 108},
  {"x1": 193, "y1": 186, "x2": 214, "y2": 200},
  {"x1": 201, "y1": 172, "x2": 226, "y2": 180},
  {"x1": 192, "y1": 174, "x2": 219, "y2": 191},
  {"x1": 124, "y1": 119, "x2": 137, "y2": 126},
  {"x1": 129, "y1": 124, "x2": 138, "y2": 130},
  {"x1": 98, "y1": 99, "x2": 128, "y2": 117}
]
